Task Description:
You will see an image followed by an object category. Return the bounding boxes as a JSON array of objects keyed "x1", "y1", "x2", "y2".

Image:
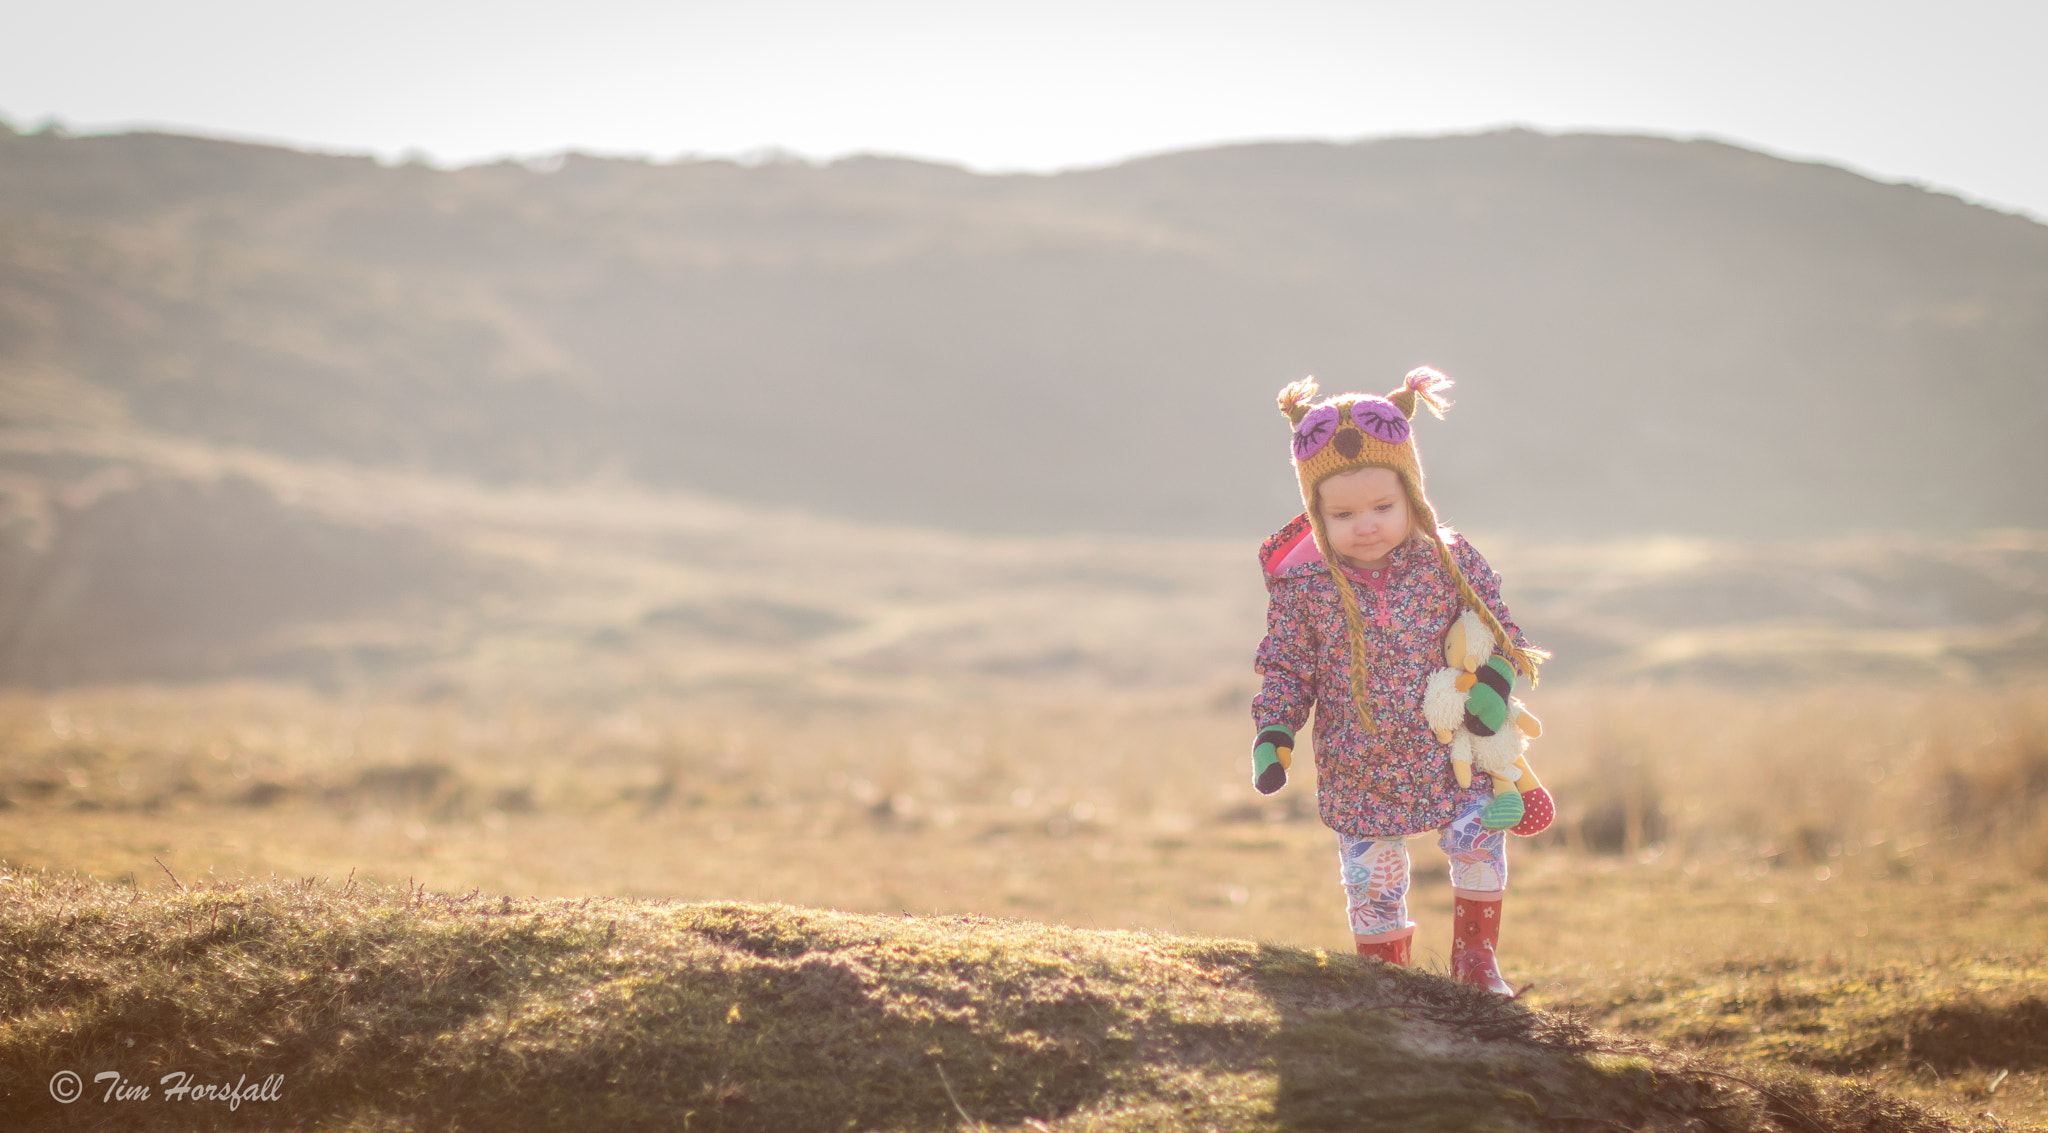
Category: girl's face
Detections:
[{"x1": 1316, "y1": 467, "x2": 1411, "y2": 570}]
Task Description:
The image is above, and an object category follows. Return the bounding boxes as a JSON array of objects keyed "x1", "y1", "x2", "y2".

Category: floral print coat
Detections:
[{"x1": 1252, "y1": 513, "x2": 1530, "y2": 840}]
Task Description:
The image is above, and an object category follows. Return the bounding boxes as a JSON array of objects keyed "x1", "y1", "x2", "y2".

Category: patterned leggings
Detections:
[{"x1": 1337, "y1": 788, "x2": 1506, "y2": 938}]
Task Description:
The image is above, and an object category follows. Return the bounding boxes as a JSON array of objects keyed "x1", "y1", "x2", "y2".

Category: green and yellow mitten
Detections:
[
  {"x1": 1252, "y1": 724, "x2": 1294, "y2": 795},
  {"x1": 1462, "y1": 656, "x2": 1525, "y2": 830},
  {"x1": 1458, "y1": 655, "x2": 1516, "y2": 736}
]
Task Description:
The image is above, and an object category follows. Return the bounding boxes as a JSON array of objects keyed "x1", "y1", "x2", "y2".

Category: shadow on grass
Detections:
[
  {"x1": 0, "y1": 879, "x2": 1986, "y2": 1133},
  {"x1": 1, "y1": 890, "x2": 1266, "y2": 1132},
  {"x1": 410, "y1": 937, "x2": 1171, "y2": 1131},
  {"x1": 1228, "y1": 943, "x2": 1562, "y2": 1132},
  {"x1": 0, "y1": 885, "x2": 578, "y2": 1132},
  {"x1": 1227, "y1": 943, "x2": 1818, "y2": 1133},
  {"x1": 1803, "y1": 996, "x2": 2048, "y2": 1076}
]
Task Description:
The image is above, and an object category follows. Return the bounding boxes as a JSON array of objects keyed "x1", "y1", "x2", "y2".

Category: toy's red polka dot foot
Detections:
[{"x1": 1510, "y1": 787, "x2": 1555, "y2": 837}]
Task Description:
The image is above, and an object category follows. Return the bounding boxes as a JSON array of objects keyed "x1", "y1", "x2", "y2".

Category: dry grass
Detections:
[
  {"x1": 5, "y1": 680, "x2": 2043, "y2": 887},
  {"x1": 1507, "y1": 862, "x2": 2048, "y2": 1124},
  {"x1": 2, "y1": 680, "x2": 2045, "y2": 1128},
  {"x1": 0, "y1": 869, "x2": 2000, "y2": 1133}
]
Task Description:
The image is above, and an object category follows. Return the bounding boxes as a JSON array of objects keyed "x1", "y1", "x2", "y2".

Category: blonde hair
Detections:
[{"x1": 1287, "y1": 372, "x2": 1548, "y2": 735}]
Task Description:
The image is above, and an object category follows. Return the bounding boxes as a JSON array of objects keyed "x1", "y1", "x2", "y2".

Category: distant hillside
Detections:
[
  {"x1": 3, "y1": 124, "x2": 2045, "y2": 538},
  {"x1": 1, "y1": 411, "x2": 2041, "y2": 687}
]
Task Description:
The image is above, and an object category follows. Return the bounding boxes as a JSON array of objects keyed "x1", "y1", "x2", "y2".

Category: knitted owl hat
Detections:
[{"x1": 1277, "y1": 366, "x2": 1546, "y2": 734}]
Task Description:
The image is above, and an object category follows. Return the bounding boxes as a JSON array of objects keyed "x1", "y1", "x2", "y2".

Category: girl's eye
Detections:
[{"x1": 1292, "y1": 405, "x2": 1341, "y2": 461}]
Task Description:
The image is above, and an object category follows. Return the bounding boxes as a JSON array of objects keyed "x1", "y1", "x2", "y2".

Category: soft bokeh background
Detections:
[
  {"x1": 3, "y1": 5, "x2": 2046, "y2": 1122},
  {"x1": 4, "y1": 1, "x2": 2047, "y2": 217}
]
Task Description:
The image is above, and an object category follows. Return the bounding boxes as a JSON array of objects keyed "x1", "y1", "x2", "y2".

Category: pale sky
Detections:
[{"x1": 3, "y1": 0, "x2": 2044, "y2": 219}]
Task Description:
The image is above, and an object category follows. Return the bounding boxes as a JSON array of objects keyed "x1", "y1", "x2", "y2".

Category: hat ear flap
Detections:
[
  {"x1": 1386, "y1": 366, "x2": 1454, "y2": 421},
  {"x1": 1277, "y1": 378, "x2": 1321, "y2": 425}
]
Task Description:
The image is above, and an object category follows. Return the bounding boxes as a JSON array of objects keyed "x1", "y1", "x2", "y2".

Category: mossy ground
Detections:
[
  {"x1": 0, "y1": 869, "x2": 2009, "y2": 1132},
  {"x1": 1503, "y1": 857, "x2": 2048, "y2": 1126},
  {"x1": 4, "y1": 683, "x2": 2044, "y2": 1129}
]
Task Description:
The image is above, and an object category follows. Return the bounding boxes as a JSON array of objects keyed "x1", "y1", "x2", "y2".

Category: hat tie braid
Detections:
[
  {"x1": 1409, "y1": 490, "x2": 1550, "y2": 683},
  {"x1": 1309, "y1": 507, "x2": 1380, "y2": 735}
]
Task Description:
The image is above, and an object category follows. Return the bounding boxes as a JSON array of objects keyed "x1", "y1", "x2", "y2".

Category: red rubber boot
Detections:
[
  {"x1": 1450, "y1": 892, "x2": 1520, "y2": 997},
  {"x1": 1354, "y1": 928, "x2": 1413, "y2": 966}
]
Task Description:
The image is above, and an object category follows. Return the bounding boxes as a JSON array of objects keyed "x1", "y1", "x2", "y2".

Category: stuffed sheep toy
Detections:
[{"x1": 1423, "y1": 609, "x2": 1555, "y2": 835}]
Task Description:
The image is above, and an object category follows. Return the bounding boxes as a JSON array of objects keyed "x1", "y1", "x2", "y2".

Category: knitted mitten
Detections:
[
  {"x1": 1252, "y1": 724, "x2": 1294, "y2": 795},
  {"x1": 1459, "y1": 656, "x2": 1517, "y2": 735}
]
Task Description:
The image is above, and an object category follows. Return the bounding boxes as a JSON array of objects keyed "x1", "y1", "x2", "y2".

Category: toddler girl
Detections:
[{"x1": 1249, "y1": 367, "x2": 1547, "y2": 996}]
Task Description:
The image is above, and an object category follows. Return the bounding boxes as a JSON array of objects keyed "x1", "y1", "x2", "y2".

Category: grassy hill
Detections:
[
  {"x1": 3, "y1": 123, "x2": 2045, "y2": 540},
  {"x1": 0, "y1": 869, "x2": 1999, "y2": 1132},
  {"x1": 7, "y1": 123, "x2": 2048, "y2": 685}
]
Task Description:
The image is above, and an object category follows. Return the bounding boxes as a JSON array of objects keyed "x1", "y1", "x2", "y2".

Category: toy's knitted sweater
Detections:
[{"x1": 1253, "y1": 514, "x2": 1529, "y2": 839}]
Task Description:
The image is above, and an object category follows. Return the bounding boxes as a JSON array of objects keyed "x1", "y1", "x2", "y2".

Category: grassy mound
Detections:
[
  {"x1": 0, "y1": 870, "x2": 1996, "y2": 1132},
  {"x1": 1567, "y1": 947, "x2": 2048, "y2": 1121}
]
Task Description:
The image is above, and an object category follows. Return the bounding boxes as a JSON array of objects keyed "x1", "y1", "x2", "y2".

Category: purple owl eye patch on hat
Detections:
[
  {"x1": 1346, "y1": 397, "x2": 1410, "y2": 444},
  {"x1": 1291, "y1": 403, "x2": 1341, "y2": 461}
]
